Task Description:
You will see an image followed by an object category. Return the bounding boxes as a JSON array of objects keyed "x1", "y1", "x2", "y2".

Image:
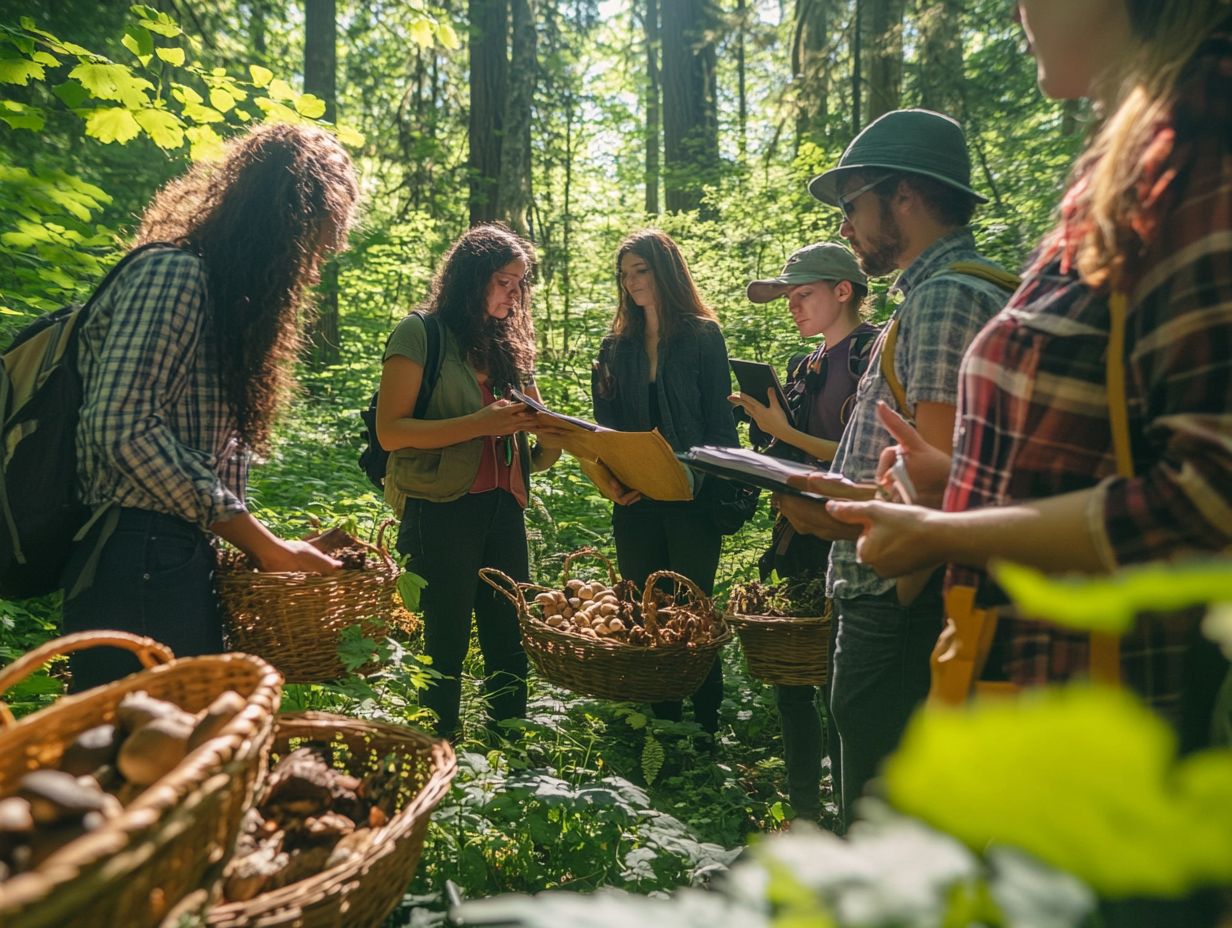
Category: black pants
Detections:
[
  {"x1": 398, "y1": 490, "x2": 529, "y2": 739},
  {"x1": 612, "y1": 499, "x2": 723, "y2": 733},
  {"x1": 61, "y1": 508, "x2": 221, "y2": 692}
]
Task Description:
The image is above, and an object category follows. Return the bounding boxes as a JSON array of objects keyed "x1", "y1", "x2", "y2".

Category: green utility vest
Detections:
[{"x1": 384, "y1": 318, "x2": 531, "y2": 516}]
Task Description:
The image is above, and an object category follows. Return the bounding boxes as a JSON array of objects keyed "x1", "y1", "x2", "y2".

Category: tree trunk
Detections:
[
  {"x1": 660, "y1": 0, "x2": 719, "y2": 215},
  {"x1": 793, "y1": 0, "x2": 827, "y2": 150},
  {"x1": 498, "y1": 0, "x2": 535, "y2": 236},
  {"x1": 469, "y1": 0, "x2": 508, "y2": 226},
  {"x1": 736, "y1": 0, "x2": 747, "y2": 162},
  {"x1": 861, "y1": 0, "x2": 904, "y2": 125},
  {"x1": 644, "y1": 0, "x2": 661, "y2": 214},
  {"x1": 917, "y1": 0, "x2": 962, "y2": 115},
  {"x1": 850, "y1": 0, "x2": 861, "y2": 134},
  {"x1": 304, "y1": 0, "x2": 338, "y2": 366}
]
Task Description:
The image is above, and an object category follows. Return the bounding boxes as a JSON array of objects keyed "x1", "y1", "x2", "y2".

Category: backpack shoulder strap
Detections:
[
  {"x1": 878, "y1": 262, "x2": 1021, "y2": 419},
  {"x1": 82, "y1": 242, "x2": 183, "y2": 315},
  {"x1": 411, "y1": 309, "x2": 443, "y2": 419}
]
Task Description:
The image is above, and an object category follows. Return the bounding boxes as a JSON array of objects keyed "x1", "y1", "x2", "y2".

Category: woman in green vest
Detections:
[{"x1": 376, "y1": 224, "x2": 561, "y2": 740}]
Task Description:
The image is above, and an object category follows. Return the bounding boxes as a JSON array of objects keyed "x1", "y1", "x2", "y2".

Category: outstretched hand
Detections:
[
  {"x1": 824, "y1": 498, "x2": 945, "y2": 577},
  {"x1": 874, "y1": 401, "x2": 952, "y2": 507},
  {"x1": 258, "y1": 539, "x2": 342, "y2": 574},
  {"x1": 474, "y1": 399, "x2": 538, "y2": 437},
  {"x1": 728, "y1": 390, "x2": 790, "y2": 439}
]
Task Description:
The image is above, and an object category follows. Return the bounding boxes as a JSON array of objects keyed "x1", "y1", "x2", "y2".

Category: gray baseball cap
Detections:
[
  {"x1": 807, "y1": 108, "x2": 988, "y2": 207},
  {"x1": 746, "y1": 242, "x2": 867, "y2": 303}
]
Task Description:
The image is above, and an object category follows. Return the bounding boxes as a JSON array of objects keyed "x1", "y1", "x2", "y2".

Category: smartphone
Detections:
[{"x1": 729, "y1": 359, "x2": 791, "y2": 414}]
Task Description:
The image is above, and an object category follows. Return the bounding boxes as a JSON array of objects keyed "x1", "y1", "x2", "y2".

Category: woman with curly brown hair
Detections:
[
  {"x1": 61, "y1": 122, "x2": 360, "y2": 690},
  {"x1": 377, "y1": 223, "x2": 561, "y2": 740}
]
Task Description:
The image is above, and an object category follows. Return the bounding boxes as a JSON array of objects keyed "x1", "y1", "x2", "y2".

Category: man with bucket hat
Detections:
[
  {"x1": 775, "y1": 109, "x2": 1018, "y2": 829},
  {"x1": 733, "y1": 241, "x2": 878, "y2": 824}
]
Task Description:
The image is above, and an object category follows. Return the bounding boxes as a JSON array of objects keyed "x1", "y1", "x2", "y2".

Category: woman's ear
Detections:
[{"x1": 833, "y1": 279, "x2": 853, "y2": 303}]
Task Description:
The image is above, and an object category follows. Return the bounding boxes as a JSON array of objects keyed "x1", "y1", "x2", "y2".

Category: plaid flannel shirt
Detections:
[
  {"x1": 827, "y1": 229, "x2": 1010, "y2": 599},
  {"x1": 76, "y1": 247, "x2": 248, "y2": 529},
  {"x1": 945, "y1": 26, "x2": 1232, "y2": 717}
]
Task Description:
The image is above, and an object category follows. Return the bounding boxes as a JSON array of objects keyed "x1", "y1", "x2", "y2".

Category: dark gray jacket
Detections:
[{"x1": 591, "y1": 318, "x2": 739, "y2": 453}]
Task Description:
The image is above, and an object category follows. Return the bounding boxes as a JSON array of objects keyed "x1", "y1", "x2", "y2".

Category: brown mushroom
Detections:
[
  {"x1": 59, "y1": 724, "x2": 122, "y2": 777},
  {"x1": 116, "y1": 692, "x2": 194, "y2": 734},
  {"x1": 18, "y1": 770, "x2": 117, "y2": 826},
  {"x1": 187, "y1": 690, "x2": 246, "y2": 752},
  {"x1": 117, "y1": 715, "x2": 193, "y2": 786}
]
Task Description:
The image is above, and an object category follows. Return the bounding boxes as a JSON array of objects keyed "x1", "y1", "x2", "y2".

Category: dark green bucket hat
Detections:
[
  {"x1": 808, "y1": 108, "x2": 988, "y2": 207},
  {"x1": 747, "y1": 242, "x2": 867, "y2": 303}
]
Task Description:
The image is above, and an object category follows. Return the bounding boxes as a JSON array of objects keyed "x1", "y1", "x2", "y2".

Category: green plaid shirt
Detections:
[{"x1": 76, "y1": 247, "x2": 248, "y2": 528}]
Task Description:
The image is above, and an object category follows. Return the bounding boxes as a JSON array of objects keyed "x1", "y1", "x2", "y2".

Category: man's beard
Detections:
[{"x1": 852, "y1": 199, "x2": 904, "y2": 277}]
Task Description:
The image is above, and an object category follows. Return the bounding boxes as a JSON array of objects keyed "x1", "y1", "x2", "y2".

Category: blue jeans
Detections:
[
  {"x1": 61, "y1": 508, "x2": 221, "y2": 692},
  {"x1": 398, "y1": 490, "x2": 529, "y2": 739},
  {"x1": 830, "y1": 577, "x2": 943, "y2": 826}
]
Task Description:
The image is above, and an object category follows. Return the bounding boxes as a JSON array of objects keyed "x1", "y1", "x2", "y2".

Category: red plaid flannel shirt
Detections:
[{"x1": 944, "y1": 26, "x2": 1232, "y2": 719}]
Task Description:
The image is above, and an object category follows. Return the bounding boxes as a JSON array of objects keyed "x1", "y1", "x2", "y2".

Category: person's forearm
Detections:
[
  {"x1": 776, "y1": 426, "x2": 839, "y2": 464},
  {"x1": 930, "y1": 489, "x2": 1106, "y2": 573},
  {"x1": 209, "y1": 512, "x2": 282, "y2": 563},
  {"x1": 380, "y1": 413, "x2": 484, "y2": 451}
]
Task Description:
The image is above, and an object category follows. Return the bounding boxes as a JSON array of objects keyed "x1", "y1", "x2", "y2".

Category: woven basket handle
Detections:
[
  {"x1": 641, "y1": 569, "x2": 714, "y2": 637},
  {"x1": 375, "y1": 518, "x2": 398, "y2": 561},
  {"x1": 0, "y1": 631, "x2": 175, "y2": 729},
  {"x1": 479, "y1": 567, "x2": 530, "y2": 616},
  {"x1": 562, "y1": 546, "x2": 618, "y2": 586}
]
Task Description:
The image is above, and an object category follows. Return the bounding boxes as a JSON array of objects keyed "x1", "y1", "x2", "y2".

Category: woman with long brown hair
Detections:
[
  {"x1": 591, "y1": 229, "x2": 741, "y2": 736},
  {"x1": 377, "y1": 223, "x2": 560, "y2": 740},
  {"x1": 62, "y1": 123, "x2": 361, "y2": 690}
]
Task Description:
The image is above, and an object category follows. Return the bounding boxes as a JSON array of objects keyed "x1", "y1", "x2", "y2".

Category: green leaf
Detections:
[
  {"x1": 181, "y1": 103, "x2": 223, "y2": 124},
  {"x1": 266, "y1": 77, "x2": 295, "y2": 101},
  {"x1": 208, "y1": 87, "x2": 235, "y2": 112},
  {"x1": 993, "y1": 559, "x2": 1232, "y2": 634},
  {"x1": 884, "y1": 685, "x2": 1232, "y2": 898},
  {"x1": 408, "y1": 19, "x2": 435, "y2": 48},
  {"x1": 294, "y1": 93, "x2": 326, "y2": 119},
  {"x1": 68, "y1": 62, "x2": 152, "y2": 107},
  {"x1": 171, "y1": 83, "x2": 202, "y2": 105},
  {"x1": 53, "y1": 80, "x2": 88, "y2": 108},
  {"x1": 253, "y1": 96, "x2": 300, "y2": 123},
  {"x1": 186, "y1": 124, "x2": 224, "y2": 161},
  {"x1": 136, "y1": 10, "x2": 182, "y2": 38},
  {"x1": 248, "y1": 64, "x2": 273, "y2": 87},
  {"x1": 134, "y1": 107, "x2": 184, "y2": 149},
  {"x1": 0, "y1": 102, "x2": 44, "y2": 131},
  {"x1": 30, "y1": 51, "x2": 59, "y2": 67},
  {"x1": 641, "y1": 734, "x2": 665, "y2": 784},
  {"x1": 396, "y1": 570, "x2": 428, "y2": 612},
  {"x1": 84, "y1": 106, "x2": 141, "y2": 144},
  {"x1": 335, "y1": 124, "x2": 365, "y2": 148},
  {"x1": 436, "y1": 21, "x2": 461, "y2": 50},
  {"x1": 155, "y1": 46, "x2": 185, "y2": 67},
  {"x1": 121, "y1": 26, "x2": 153, "y2": 62},
  {"x1": 0, "y1": 59, "x2": 44, "y2": 86}
]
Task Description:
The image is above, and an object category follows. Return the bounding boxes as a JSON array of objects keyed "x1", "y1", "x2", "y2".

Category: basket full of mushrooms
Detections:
[
  {"x1": 0, "y1": 631, "x2": 281, "y2": 928},
  {"x1": 480, "y1": 547, "x2": 730, "y2": 702}
]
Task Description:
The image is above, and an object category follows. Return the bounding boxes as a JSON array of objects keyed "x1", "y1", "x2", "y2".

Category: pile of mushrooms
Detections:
[
  {"x1": 221, "y1": 745, "x2": 399, "y2": 902},
  {"x1": 0, "y1": 689, "x2": 245, "y2": 882},
  {"x1": 530, "y1": 578, "x2": 719, "y2": 646}
]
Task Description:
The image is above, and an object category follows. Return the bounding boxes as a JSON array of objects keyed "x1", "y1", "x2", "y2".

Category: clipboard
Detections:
[
  {"x1": 510, "y1": 388, "x2": 692, "y2": 501},
  {"x1": 730, "y1": 359, "x2": 792, "y2": 419},
  {"x1": 677, "y1": 445, "x2": 878, "y2": 501}
]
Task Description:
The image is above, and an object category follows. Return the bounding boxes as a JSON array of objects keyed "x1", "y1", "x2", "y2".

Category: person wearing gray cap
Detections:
[
  {"x1": 731, "y1": 241, "x2": 878, "y2": 825},
  {"x1": 775, "y1": 108, "x2": 1016, "y2": 830}
]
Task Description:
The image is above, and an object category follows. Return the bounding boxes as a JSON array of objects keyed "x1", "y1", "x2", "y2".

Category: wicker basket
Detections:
[
  {"x1": 217, "y1": 521, "x2": 405, "y2": 684},
  {"x1": 0, "y1": 631, "x2": 282, "y2": 928},
  {"x1": 480, "y1": 548, "x2": 731, "y2": 703},
  {"x1": 728, "y1": 600, "x2": 831, "y2": 687},
  {"x1": 206, "y1": 711, "x2": 456, "y2": 928}
]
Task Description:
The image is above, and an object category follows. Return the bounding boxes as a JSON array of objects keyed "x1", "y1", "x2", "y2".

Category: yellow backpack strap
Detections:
[
  {"x1": 878, "y1": 316, "x2": 911, "y2": 419},
  {"x1": 930, "y1": 585, "x2": 1003, "y2": 705},
  {"x1": 879, "y1": 263, "x2": 1019, "y2": 422},
  {"x1": 1089, "y1": 292, "x2": 1133, "y2": 687},
  {"x1": 946, "y1": 260, "x2": 1022, "y2": 293}
]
